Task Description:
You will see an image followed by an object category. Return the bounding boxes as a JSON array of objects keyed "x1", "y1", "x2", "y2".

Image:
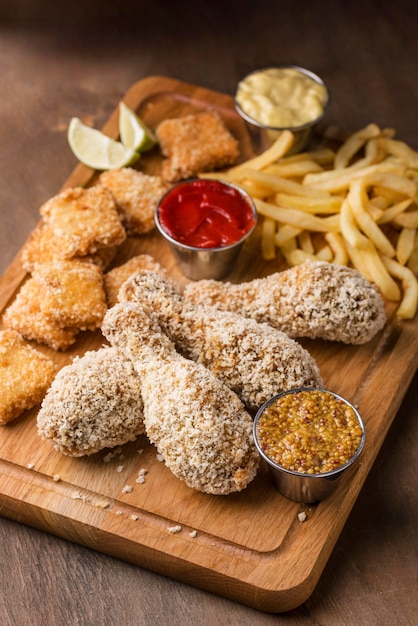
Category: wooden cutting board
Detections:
[{"x1": 0, "y1": 76, "x2": 417, "y2": 613}]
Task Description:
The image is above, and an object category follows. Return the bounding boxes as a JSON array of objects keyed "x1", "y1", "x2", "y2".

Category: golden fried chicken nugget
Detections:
[
  {"x1": 21, "y1": 224, "x2": 118, "y2": 272},
  {"x1": 156, "y1": 110, "x2": 240, "y2": 182},
  {"x1": 39, "y1": 185, "x2": 126, "y2": 258},
  {"x1": 2, "y1": 277, "x2": 79, "y2": 350},
  {"x1": 103, "y1": 254, "x2": 171, "y2": 307},
  {"x1": 99, "y1": 168, "x2": 170, "y2": 235},
  {"x1": 0, "y1": 329, "x2": 58, "y2": 424},
  {"x1": 33, "y1": 260, "x2": 107, "y2": 330}
]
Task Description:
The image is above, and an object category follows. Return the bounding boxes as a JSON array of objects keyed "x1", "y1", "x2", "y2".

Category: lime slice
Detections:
[
  {"x1": 67, "y1": 117, "x2": 139, "y2": 170},
  {"x1": 119, "y1": 102, "x2": 157, "y2": 152}
]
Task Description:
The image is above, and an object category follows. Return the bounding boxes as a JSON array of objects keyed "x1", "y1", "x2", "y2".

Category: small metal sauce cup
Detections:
[
  {"x1": 234, "y1": 65, "x2": 331, "y2": 154},
  {"x1": 155, "y1": 179, "x2": 257, "y2": 281},
  {"x1": 253, "y1": 388, "x2": 366, "y2": 504}
]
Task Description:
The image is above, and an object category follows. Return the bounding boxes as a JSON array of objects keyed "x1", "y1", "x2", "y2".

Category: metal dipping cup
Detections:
[
  {"x1": 155, "y1": 179, "x2": 257, "y2": 281},
  {"x1": 234, "y1": 65, "x2": 331, "y2": 155},
  {"x1": 253, "y1": 388, "x2": 366, "y2": 504}
]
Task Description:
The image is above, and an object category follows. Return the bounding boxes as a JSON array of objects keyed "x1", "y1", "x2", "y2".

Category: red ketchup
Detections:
[{"x1": 157, "y1": 179, "x2": 256, "y2": 248}]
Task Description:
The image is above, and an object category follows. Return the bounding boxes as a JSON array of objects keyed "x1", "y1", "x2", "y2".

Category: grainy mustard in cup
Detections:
[{"x1": 253, "y1": 387, "x2": 365, "y2": 503}]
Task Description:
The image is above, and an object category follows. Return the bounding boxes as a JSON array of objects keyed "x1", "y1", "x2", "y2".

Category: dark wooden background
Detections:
[{"x1": 0, "y1": 1, "x2": 417, "y2": 624}]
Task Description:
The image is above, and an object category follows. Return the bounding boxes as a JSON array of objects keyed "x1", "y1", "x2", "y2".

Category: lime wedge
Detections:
[
  {"x1": 67, "y1": 117, "x2": 139, "y2": 170},
  {"x1": 119, "y1": 102, "x2": 157, "y2": 152}
]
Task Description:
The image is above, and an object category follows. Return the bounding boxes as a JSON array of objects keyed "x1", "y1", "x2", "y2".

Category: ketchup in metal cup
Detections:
[{"x1": 157, "y1": 179, "x2": 256, "y2": 249}]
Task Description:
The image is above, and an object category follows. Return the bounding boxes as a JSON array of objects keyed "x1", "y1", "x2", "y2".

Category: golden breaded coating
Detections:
[
  {"x1": 99, "y1": 168, "x2": 170, "y2": 235},
  {"x1": 39, "y1": 185, "x2": 126, "y2": 258},
  {"x1": 104, "y1": 254, "x2": 170, "y2": 307},
  {"x1": 33, "y1": 260, "x2": 107, "y2": 330},
  {"x1": 21, "y1": 223, "x2": 118, "y2": 272},
  {"x1": 102, "y1": 302, "x2": 259, "y2": 495},
  {"x1": 0, "y1": 329, "x2": 58, "y2": 424},
  {"x1": 2, "y1": 277, "x2": 79, "y2": 350},
  {"x1": 37, "y1": 346, "x2": 145, "y2": 456},
  {"x1": 120, "y1": 271, "x2": 323, "y2": 411},
  {"x1": 156, "y1": 110, "x2": 240, "y2": 182},
  {"x1": 184, "y1": 260, "x2": 387, "y2": 345}
]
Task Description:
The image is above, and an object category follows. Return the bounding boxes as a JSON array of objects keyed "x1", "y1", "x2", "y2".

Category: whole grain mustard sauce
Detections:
[
  {"x1": 235, "y1": 67, "x2": 328, "y2": 128},
  {"x1": 256, "y1": 389, "x2": 363, "y2": 474}
]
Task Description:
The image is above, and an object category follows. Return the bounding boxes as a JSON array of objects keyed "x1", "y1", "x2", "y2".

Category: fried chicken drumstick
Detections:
[
  {"x1": 184, "y1": 260, "x2": 387, "y2": 344},
  {"x1": 119, "y1": 271, "x2": 322, "y2": 411},
  {"x1": 37, "y1": 346, "x2": 145, "y2": 456},
  {"x1": 101, "y1": 303, "x2": 259, "y2": 495}
]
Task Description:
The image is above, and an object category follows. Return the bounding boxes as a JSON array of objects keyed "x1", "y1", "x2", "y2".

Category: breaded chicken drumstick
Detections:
[
  {"x1": 184, "y1": 260, "x2": 387, "y2": 344},
  {"x1": 37, "y1": 346, "x2": 145, "y2": 456},
  {"x1": 102, "y1": 302, "x2": 259, "y2": 495},
  {"x1": 119, "y1": 271, "x2": 323, "y2": 411}
]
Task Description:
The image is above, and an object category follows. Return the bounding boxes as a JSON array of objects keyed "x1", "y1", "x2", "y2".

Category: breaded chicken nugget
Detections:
[
  {"x1": 33, "y1": 259, "x2": 107, "y2": 330},
  {"x1": 0, "y1": 329, "x2": 58, "y2": 424},
  {"x1": 102, "y1": 302, "x2": 259, "y2": 495},
  {"x1": 37, "y1": 346, "x2": 145, "y2": 456},
  {"x1": 120, "y1": 271, "x2": 323, "y2": 410},
  {"x1": 21, "y1": 224, "x2": 118, "y2": 273},
  {"x1": 184, "y1": 260, "x2": 387, "y2": 345},
  {"x1": 99, "y1": 168, "x2": 170, "y2": 235},
  {"x1": 2, "y1": 277, "x2": 79, "y2": 350},
  {"x1": 156, "y1": 110, "x2": 240, "y2": 182},
  {"x1": 104, "y1": 254, "x2": 170, "y2": 307},
  {"x1": 40, "y1": 185, "x2": 126, "y2": 257}
]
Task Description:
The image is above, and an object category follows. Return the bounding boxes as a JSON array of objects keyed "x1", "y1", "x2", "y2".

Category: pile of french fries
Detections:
[{"x1": 205, "y1": 124, "x2": 418, "y2": 319}]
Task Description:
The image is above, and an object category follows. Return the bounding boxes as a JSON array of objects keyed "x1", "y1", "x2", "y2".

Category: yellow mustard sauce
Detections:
[{"x1": 235, "y1": 67, "x2": 328, "y2": 128}]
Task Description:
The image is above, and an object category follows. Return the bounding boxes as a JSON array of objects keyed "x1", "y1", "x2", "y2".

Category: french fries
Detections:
[{"x1": 208, "y1": 124, "x2": 418, "y2": 319}]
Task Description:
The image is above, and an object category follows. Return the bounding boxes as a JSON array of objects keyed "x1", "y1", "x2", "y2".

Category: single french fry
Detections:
[
  {"x1": 348, "y1": 179, "x2": 396, "y2": 257},
  {"x1": 345, "y1": 241, "x2": 401, "y2": 301},
  {"x1": 381, "y1": 255, "x2": 418, "y2": 318},
  {"x1": 377, "y1": 198, "x2": 413, "y2": 224},
  {"x1": 334, "y1": 123, "x2": 382, "y2": 169},
  {"x1": 261, "y1": 218, "x2": 277, "y2": 260},
  {"x1": 340, "y1": 198, "x2": 370, "y2": 250},
  {"x1": 232, "y1": 168, "x2": 331, "y2": 197},
  {"x1": 324, "y1": 231, "x2": 349, "y2": 265},
  {"x1": 254, "y1": 198, "x2": 340, "y2": 232},
  {"x1": 263, "y1": 159, "x2": 323, "y2": 178},
  {"x1": 225, "y1": 130, "x2": 294, "y2": 177},
  {"x1": 274, "y1": 224, "x2": 303, "y2": 246},
  {"x1": 298, "y1": 231, "x2": 315, "y2": 254},
  {"x1": 407, "y1": 231, "x2": 418, "y2": 275},
  {"x1": 274, "y1": 192, "x2": 343, "y2": 214},
  {"x1": 303, "y1": 160, "x2": 405, "y2": 193},
  {"x1": 393, "y1": 211, "x2": 418, "y2": 228},
  {"x1": 378, "y1": 137, "x2": 418, "y2": 169},
  {"x1": 395, "y1": 227, "x2": 416, "y2": 266}
]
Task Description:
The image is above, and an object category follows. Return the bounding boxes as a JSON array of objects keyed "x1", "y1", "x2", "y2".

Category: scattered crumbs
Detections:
[
  {"x1": 122, "y1": 485, "x2": 133, "y2": 494},
  {"x1": 95, "y1": 500, "x2": 110, "y2": 509},
  {"x1": 137, "y1": 448, "x2": 144, "y2": 456},
  {"x1": 103, "y1": 451, "x2": 116, "y2": 463},
  {"x1": 72, "y1": 491, "x2": 90, "y2": 502},
  {"x1": 52, "y1": 474, "x2": 61, "y2": 482},
  {"x1": 116, "y1": 465, "x2": 125, "y2": 473},
  {"x1": 119, "y1": 453, "x2": 126, "y2": 460},
  {"x1": 135, "y1": 468, "x2": 148, "y2": 484},
  {"x1": 156, "y1": 453, "x2": 164, "y2": 462},
  {"x1": 189, "y1": 530, "x2": 197, "y2": 538},
  {"x1": 167, "y1": 525, "x2": 182, "y2": 534},
  {"x1": 130, "y1": 514, "x2": 139, "y2": 521},
  {"x1": 116, "y1": 510, "x2": 123, "y2": 515},
  {"x1": 27, "y1": 463, "x2": 35, "y2": 470},
  {"x1": 298, "y1": 511, "x2": 307, "y2": 522}
]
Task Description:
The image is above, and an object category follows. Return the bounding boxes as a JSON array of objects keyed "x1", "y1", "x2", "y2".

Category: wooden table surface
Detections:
[{"x1": 1, "y1": 1, "x2": 417, "y2": 624}]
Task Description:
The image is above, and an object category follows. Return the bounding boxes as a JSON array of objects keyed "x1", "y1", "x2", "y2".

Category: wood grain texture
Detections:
[
  {"x1": 0, "y1": 76, "x2": 417, "y2": 613},
  {"x1": 1, "y1": 1, "x2": 417, "y2": 623}
]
